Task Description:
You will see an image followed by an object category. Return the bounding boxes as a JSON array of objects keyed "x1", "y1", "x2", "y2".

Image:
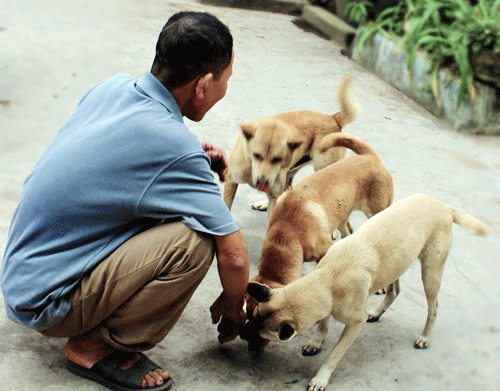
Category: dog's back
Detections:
[
  {"x1": 324, "y1": 194, "x2": 489, "y2": 295},
  {"x1": 347, "y1": 193, "x2": 489, "y2": 256},
  {"x1": 273, "y1": 75, "x2": 360, "y2": 135}
]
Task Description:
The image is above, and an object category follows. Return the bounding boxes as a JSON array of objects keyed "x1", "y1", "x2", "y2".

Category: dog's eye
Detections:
[
  {"x1": 253, "y1": 153, "x2": 263, "y2": 161},
  {"x1": 271, "y1": 157, "x2": 282, "y2": 164}
]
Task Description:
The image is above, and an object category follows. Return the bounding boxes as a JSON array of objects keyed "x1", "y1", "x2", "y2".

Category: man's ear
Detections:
[
  {"x1": 247, "y1": 281, "x2": 272, "y2": 303},
  {"x1": 195, "y1": 73, "x2": 213, "y2": 99},
  {"x1": 278, "y1": 323, "x2": 297, "y2": 343},
  {"x1": 240, "y1": 122, "x2": 256, "y2": 141}
]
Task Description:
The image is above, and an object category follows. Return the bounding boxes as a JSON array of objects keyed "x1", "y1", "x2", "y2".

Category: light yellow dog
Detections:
[{"x1": 247, "y1": 194, "x2": 489, "y2": 391}]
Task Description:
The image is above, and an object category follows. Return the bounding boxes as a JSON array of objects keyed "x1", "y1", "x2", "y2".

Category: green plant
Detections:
[
  {"x1": 345, "y1": 0, "x2": 374, "y2": 24},
  {"x1": 349, "y1": 0, "x2": 500, "y2": 105}
]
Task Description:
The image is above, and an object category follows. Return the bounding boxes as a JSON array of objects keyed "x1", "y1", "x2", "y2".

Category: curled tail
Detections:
[
  {"x1": 448, "y1": 206, "x2": 489, "y2": 236},
  {"x1": 319, "y1": 132, "x2": 378, "y2": 157},
  {"x1": 336, "y1": 75, "x2": 361, "y2": 128}
]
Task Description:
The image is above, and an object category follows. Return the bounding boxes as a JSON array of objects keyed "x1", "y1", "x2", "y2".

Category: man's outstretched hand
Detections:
[
  {"x1": 210, "y1": 291, "x2": 246, "y2": 344},
  {"x1": 202, "y1": 141, "x2": 229, "y2": 182}
]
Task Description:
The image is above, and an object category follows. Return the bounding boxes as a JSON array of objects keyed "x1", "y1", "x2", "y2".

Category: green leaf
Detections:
[
  {"x1": 358, "y1": 25, "x2": 382, "y2": 49},
  {"x1": 345, "y1": 0, "x2": 374, "y2": 23}
]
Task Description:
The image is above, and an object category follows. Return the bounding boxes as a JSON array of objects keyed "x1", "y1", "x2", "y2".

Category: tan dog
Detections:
[
  {"x1": 223, "y1": 76, "x2": 360, "y2": 216},
  {"x1": 241, "y1": 133, "x2": 393, "y2": 352},
  {"x1": 247, "y1": 194, "x2": 489, "y2": 391},
  {"x1": 246, "y1": 132, "x2": 393, "y2": 311}
]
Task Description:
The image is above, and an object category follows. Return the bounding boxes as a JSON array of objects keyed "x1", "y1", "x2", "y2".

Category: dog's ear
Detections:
[
  {"x1": 240, "y1": 123, "x2": 255, "y2": 141},
  {"x1": 287, "y1": 140, "x2": 302, "y2": 151},
  {"x1": 247, "y1": 282, "x2": 272, "y2": 303},
  {"x1": 278, "y1": 323, "x2": 297, "y2": 343}
]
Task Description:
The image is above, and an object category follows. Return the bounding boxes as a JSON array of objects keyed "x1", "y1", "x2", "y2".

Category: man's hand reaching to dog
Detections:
[
  {"x1": 210, "y1": 231, "x2": 249, "y2": 343},
  {"x1": 210, "y1": 291, "x2": 246, "y2": 343},
  {"x1": 202, "y1": 141, "x2": 229, "y2": 182}
]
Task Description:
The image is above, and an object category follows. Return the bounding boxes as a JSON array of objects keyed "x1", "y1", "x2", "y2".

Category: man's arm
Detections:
[{"x1": 210, "y1": 230, "x2": 249, "y2": 343}]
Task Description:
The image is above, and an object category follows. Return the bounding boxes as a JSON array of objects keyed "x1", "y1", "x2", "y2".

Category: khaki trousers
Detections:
[{"x1": 40, "y1": 221, "x2": 215, "y2": 352}]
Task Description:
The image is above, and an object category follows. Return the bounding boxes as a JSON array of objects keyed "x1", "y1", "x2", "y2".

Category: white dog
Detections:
[{"x1": 247, "y1": 194, "x2": 489, "y2": 391}]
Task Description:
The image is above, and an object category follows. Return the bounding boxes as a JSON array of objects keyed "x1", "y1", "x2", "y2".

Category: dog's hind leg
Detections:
[
  {"x1": 414, "y1": 253, "x2": 450, "y2": 348},
  {"x1": 367, "y1": 279, "x2": 401, "y2": 322},
  {"x1": 414, "y1": 230, "x2": 452, "y2": 349},
  {"x1": 414, "y1": 266, "x2": 443, "y2": 349},
  {"x1": 302, "y1": 317, "x2": 329, "y2": 356}
]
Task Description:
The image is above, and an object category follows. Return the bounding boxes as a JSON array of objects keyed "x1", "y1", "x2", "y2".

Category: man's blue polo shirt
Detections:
[{"x1": 0, "y1": 72, "x2": 239, "y2": 330}]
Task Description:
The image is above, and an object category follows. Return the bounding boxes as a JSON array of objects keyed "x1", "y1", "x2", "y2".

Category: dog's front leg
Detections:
[
  {"x1": 251, "y1": 198, "x2": 268, "y2": 211},
  {"x1": 223, "y1": 180, "x2": 239, "y2": 210},
  {"x1": 253, "y1": 193, "x2": 278, "y2": 215},
  {"x1": 303, "y1": 316, "x2": 329, "y2": 356},
  {"x1": 308, "y1": 321, "x2": 364, "y2": 391},
  {"x1": 252, "y1": 175, "x2": 284, "y2": 213},
  {"x1": 266, "y1": 194, "x2": 278, "y2": 217},
  {"x1": 338, "y1": 220, "x2": 352, "y2": 238}
]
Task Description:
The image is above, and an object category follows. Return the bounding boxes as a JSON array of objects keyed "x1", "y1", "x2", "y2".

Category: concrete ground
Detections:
[{"x1": 1, "y1": 1, "x2": 499, "y2": 390}]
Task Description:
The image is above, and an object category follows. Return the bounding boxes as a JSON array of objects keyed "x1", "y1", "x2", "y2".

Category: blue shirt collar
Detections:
[{"x1": 136, "y1": 72, "x2": 184, "y2": 123}]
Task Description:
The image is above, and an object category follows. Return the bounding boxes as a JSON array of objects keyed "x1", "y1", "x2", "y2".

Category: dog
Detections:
[
  {"x1": 246, "y1": 194, "x2": 489, "y2": 391},
  {"x1": 223, "y1": 75, "x2": 360, "y2": 217},
  {"x1": 240, "y1": 133, "x2": 394, "y2": 351}
]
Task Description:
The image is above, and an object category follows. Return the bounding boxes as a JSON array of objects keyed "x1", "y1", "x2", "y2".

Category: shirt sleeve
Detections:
[{"x1": 136, "y1": 151, "x2": 239, "y2": 236}]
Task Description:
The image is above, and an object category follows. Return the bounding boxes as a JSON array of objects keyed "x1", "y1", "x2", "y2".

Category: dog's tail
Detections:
[
  {"x1": 448, "y1": 206, "x2": 489, "y2": 236},
  {"x1": 336, "y1": 75, "x2": 361, "y2": 128},
  {"x1": 319, "y1": 132, "x2": 377, "y2": 157}
]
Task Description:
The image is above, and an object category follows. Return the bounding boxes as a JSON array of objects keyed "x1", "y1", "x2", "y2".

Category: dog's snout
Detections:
[{"x1": 239, "y1": 320, "x2": 269, "y2": 352}]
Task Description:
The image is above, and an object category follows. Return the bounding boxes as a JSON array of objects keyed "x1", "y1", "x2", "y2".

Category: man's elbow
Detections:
[
  {"x1": 214, "y1": 231, "x2": 249, "y2": 271},
  {"x1": 218, "y1": 247, "x2": 248, "y2": 271}
]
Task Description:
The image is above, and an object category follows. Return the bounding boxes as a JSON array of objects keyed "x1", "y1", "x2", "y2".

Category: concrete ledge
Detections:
[
  {"x1": 301, "y1": 4, "x2": 355, "y2": 45},
  {"x1": 351, "y1": 28, "x2": 500, "y2": 135},
  {"x1": 199, "y1": 0, "x2": 307, "y2": 14},
  {"x1": 201, "y1": 1, "x2": 354, "y2": 45}
]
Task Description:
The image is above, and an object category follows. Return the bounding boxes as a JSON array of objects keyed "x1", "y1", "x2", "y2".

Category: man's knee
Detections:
[{"x1": 160, "y1": 222, "x2": 215, "y2": 280}]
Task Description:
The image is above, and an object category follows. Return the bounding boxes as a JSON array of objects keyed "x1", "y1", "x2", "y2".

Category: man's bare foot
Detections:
[
  {"x1": 65, "y1": 330, "x2": 170, "y2": 388},
  {"x1": 119, "y1": 352, "x2": 170, "y2": 388}
]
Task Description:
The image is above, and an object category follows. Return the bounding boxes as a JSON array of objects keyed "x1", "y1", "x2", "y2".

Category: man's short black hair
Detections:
[{"x1": 151, "y1": 11, "x2": 233, "y2": 89}]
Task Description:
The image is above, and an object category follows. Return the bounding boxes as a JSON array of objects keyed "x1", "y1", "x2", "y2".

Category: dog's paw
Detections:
[
  {"x1": 302, "y1": 342, "x2": 322, "y2": 356},
  {"x1": 251, "y1": 199, "x2": 268, "y2": 211},
  {"x1": 308, "y1": 376, "x2": 328, "y2": 391},
  {"x1": 366, "y1": 313, "x2": 380, "y2": 323},
  {"x1": 414, "y1": 335, "x2": 429, "y2": 349}
]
